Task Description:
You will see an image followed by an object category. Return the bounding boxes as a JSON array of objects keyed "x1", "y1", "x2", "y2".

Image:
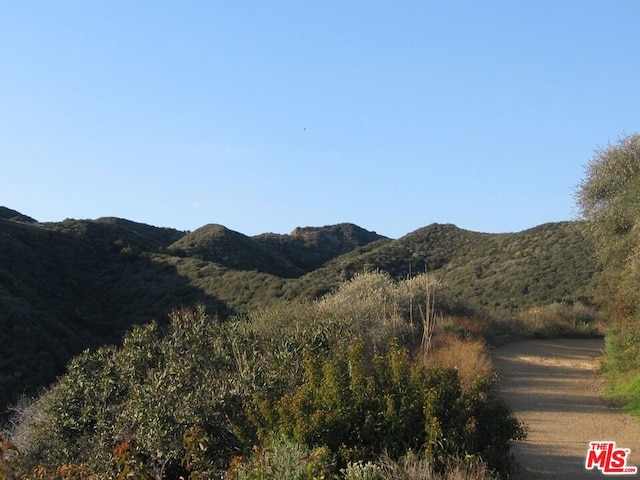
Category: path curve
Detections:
[{"x1": 493, "y1": 338, "x2": 640, "y2": 479}]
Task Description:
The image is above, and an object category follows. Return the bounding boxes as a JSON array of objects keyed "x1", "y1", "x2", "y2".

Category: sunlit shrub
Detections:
[
  {"x1": 17, "y1": 307, "x2": 243, "y2": 478},
  {"x1": 341, "y1": 460, "x2": 385, "y2": 480},
  {"x1": 316, "y1": 271, "x2": 443, "y2": 351},
  {"x1": 516, "y1": 302, "x2": 603, "y2": 338}
]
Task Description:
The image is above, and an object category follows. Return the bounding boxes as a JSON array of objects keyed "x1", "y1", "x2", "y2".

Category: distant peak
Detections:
[
  {"x1": 0, "y1": 206, "x2": 37, "y2": 223},
  {"x1": 290, "y1": 223, "x2": 381, "y2": 238}
]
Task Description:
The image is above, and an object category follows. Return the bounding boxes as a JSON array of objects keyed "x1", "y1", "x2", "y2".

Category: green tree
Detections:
[{"x1": 576, "y1": 133, "x2": 640, "y2": 407}]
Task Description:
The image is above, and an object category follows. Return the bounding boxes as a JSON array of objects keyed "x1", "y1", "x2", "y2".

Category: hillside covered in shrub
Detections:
[{"x1": 0, "y1": 207, "x2": 599, "y2": 414}]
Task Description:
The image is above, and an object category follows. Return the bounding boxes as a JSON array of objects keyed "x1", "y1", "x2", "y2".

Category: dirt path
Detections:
[{"x1": 493, "y1": 338, "x2": 640, "y2": 479}]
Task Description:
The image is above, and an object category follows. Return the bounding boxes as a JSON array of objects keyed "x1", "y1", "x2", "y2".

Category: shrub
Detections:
[
  {"x1": 341, "y1": 460, "x2": 385, "y2": 480},
  {"x1": 17, "y1": 307, "x2": 243, "y2": 478},
  {"x1": 315, "y1": 271, "x2": 443, "y2": 352},
  {"x1": 516, "y1": 302, "x2": 604, "y2": 338},
  {"x1": 225, "y1": 436, "x2": 333, "y2": 480},
  {"x1": 248, "y1": 341, "x2": 426, "y2": 463},
  {"x1": 576, "y1": 133, "x2": 640, "y2": 412},
  {"x1": 248, "y1": 340, "x2": 525, "y2": 475}
]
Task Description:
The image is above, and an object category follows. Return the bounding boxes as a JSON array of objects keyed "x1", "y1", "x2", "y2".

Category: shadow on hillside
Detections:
[{"x1": 1, "y1": 252, "x2": 227, "y2": 417}]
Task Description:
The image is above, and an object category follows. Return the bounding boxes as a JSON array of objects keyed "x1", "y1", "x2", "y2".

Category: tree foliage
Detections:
[{"x1": 576, "y1": 133, "x2": 640, "y2": 267}]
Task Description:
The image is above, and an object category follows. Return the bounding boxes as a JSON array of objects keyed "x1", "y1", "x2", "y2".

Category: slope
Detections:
[
  {"x1": 286, "y1": 222, "x2": 598, "y2": 313},
  {"x1": 0, "y1": 211, "x2": 385, "y2": 412},
  {"x1": 0, "y1": 216, "x2": 224, "y2": 414}
]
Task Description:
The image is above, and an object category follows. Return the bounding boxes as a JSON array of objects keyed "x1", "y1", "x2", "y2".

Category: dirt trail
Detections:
[{"x1": 493, "y1": 338, "x2": 640, "y2": 479}]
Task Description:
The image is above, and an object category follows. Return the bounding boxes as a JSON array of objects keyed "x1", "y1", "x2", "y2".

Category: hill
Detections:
[
  {"x1": 0, "y1": 207, "x2": 598, "y2": 413},
  {"x1": 0, "y1": 206, "x2": 37, "y2": 223},
  {"x1": 286, "y1": 222, "x2": 598, "y2": 312},
  {"x1": 168, "y1": 222, "x2": 385, "y2": 278}
]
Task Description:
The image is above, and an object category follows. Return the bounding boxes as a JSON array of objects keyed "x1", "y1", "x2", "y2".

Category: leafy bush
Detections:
[
  {"x1": 341, "y1": 460, "x2": 385, "y2": 480},
  {"x1": 575, "y1": 133, "x2": 640, "y2": 411},
  {"x1": 226, "y1": 436, "x2": 333, "y2": 480},
  {"x1": 315, "y1": 271, "x2": 442, "y2": 351},
  {"x1": 248, "y1": 340, "x2": 524, "y2": 474},
  {"x1": 16, "y1": 307, "x2": 243, "y2": 478},
  {"x1": 249, "y1": 341, "x2": 425, "y2": 463}
]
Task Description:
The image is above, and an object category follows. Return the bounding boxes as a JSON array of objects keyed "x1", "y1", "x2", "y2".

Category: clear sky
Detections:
[{"x1": 1, "y1": 2, "x2": 639, "y2": 238}]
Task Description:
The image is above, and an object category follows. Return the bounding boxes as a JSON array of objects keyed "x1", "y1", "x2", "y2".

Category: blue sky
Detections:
[{"x1": 1, "y1": 2, "x2": 639, "y2": 238}]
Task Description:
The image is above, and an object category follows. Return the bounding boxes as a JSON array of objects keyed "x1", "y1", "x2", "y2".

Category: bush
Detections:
[
  {"x1": 516, "y1": 302, "x2": 604, "y2": 338},
  {"x1": 226, "y1": 436, "x2": 334, "y2": 480},
  {"x1": 249, "y1": 341, "x2": 426, "y2": 463},
  {"x1": 248, "y1": 340, "x2": 525, "y2": 475},
  {"x1": 17, "y1": 307, "x2": 243, "y2": 478},
  {"x1": 315, "y1": 271, "x2": 442, "y2": 352},
  {"x1": 575, "y1": 133, "x2": 640, "y2": 412},
  {"x1": 341, "y1": 460, "x2": 385, "y2": 480}
]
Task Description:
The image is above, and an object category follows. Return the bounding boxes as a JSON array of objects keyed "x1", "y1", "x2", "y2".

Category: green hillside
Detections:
[
  {"x1": 168, "y1": 222, "x2": 385, "y2": 278},
  {"x1": 286, "y1": 222, "x2": 598, "y2": 312},
  {"x1": 0, "y1": 216, "x2": 226, "y2": 415},
  {"x1": 0, "y1": 208, "x2": 598, "y2": 413}
]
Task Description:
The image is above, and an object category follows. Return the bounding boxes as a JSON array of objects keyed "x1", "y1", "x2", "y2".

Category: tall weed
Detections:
[{"x1": 377, "y1": 451, "x2": 496, "y2": 480}]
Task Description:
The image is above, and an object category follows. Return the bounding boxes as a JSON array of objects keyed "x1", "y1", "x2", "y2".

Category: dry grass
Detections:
[
  {"x1": 423, "y1": 333, "x2": 493, "y2": 390},
  {"x1": 377, "y1": 451, "x2": 497, "y2": 480}
]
